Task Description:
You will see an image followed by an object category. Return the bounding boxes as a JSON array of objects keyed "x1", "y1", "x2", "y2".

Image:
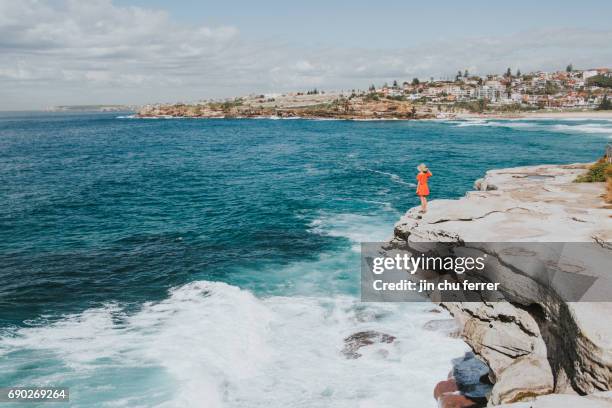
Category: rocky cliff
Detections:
[
  {"x1": 136, "y1": 94, "x2": 434, "y2": 119},
  {"x1": 388, "y1": 163, "x2": 612, "y2": 406}
]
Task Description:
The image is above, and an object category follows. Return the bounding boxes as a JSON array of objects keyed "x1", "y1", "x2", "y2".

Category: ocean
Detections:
[{"x1": 0, "y1": 112, "x2": 609, "y2": 407}]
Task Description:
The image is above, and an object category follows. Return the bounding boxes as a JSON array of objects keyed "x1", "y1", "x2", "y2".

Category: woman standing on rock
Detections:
[{"x1": 416, "y1": 163, "x2": 432, "y2": 213}]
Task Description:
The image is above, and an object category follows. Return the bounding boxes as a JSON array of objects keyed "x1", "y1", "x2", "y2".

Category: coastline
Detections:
[
  {"x1": 128, "y1": 110, "x2": 612, "y2": 122},
  {"x1": 389, "y1": 162, "x2": 612, "y2": 406},
  {"x1": 132, "y1": 109, "x2": 612, "y2": 121}
]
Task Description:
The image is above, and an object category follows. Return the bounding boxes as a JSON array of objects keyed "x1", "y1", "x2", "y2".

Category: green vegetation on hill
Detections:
[
  {"x1": 209, "y1": 99, "x2": 244, "y2": 112},
  {"x1": 363, "y1": 93, "x2": 380, "y2": 102},
  {"x1": 575, "y1": 158, "x2": 612, "y2": 182},
  {"x1": 575, "y1": 156, "x2": 612, "y2": 203},
  {"x1": 587, "y1": 75, "x2": 612, "y2": 88},
  {"x1": 452, "y1": 100, "x2": 488, "y2": 113},
  {"x1": 494, "y1": 103, "x2": 537, "y2": 112},
  {"x1": 607, "y1": 167, "x2": 612, "y2": 203},
  {"x1": 597, "y1": 95, "x2": 611, "y2": 110}
]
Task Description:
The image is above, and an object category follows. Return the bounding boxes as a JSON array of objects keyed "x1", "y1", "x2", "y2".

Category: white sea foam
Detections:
[
  {"x1": 453, "y1": 120, "x2": 541, "y2": 130},
  {"x1": 551, "y1": 123, "x2": 612, "y2": 135},
  {"x1": 364, "y1": 169, "x2": 416, "y2": 187},
  {"x1": 489, "y1": 121, "x2": 539, "y2": 129},
  {"x1": 329, "y1": 197, "x2": 398, "y2": 213},
  {"x1": 308, "y1": 212, "x2": 394, "y2": 245},
  {"x1": 0, "y1": 282, "x2": 467, "y2": 408},
  {"x1": 452, "y1": 119, "x2": 612, "y2": 137},
  {"x1": 453, "y1": 119, "x2": 488, "y2": 127}
]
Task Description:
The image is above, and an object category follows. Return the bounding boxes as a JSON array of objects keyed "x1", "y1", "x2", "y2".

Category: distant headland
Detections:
[
  {"x1": 136, "y1": 66, "x2": 612, "y2": 120},
  {"x1": 47, "y1": 105, "x2": 138, "y2": 113}
]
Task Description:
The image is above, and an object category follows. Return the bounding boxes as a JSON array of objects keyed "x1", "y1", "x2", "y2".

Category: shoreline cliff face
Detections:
[
  {"x1": 388, "y1": 163, "x2": 612, "y2": 406},
  {"x1": 136, "y1": 95, "x2": 435, "y2": 120}
]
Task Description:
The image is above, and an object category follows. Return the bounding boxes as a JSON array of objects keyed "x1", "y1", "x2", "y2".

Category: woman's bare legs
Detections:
[{"x1": 419, "y1": 196, "x2": 427, "y2": 213}]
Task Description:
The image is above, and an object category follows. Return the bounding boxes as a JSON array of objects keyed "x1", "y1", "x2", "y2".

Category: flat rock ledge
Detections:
[{"x1": 388, "y1": 163, "x2": 612, "y2": 406}]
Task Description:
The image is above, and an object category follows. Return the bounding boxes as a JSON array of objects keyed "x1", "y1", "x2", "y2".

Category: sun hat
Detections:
[{"x1": 417, "y1": 163, "x2": 428, "y2": 172}]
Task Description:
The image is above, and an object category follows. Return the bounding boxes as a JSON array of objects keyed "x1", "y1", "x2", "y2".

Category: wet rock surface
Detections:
[
  {"x1": 434, "y1": 379, "x2": 459, "y2": 400},
  {"x1": 341, "y1": 330, "x2": 395, "y2": 359},
  {"x1": 423, "y1": 319, "x2": 461, "y2": 338},
  {"x1": 438, "y1": 393, "x2": 480, "y2": 408}
]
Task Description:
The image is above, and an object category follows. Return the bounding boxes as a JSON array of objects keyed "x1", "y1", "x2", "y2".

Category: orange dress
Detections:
[{"x1": 416, "y1": 171, "x2": 431, "y2": 196}]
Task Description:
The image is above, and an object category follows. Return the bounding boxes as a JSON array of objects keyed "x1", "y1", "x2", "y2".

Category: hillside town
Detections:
[
  {"x1": 137, "y1": 66, "x2": 612, "y2": 119},
  {"x1": 378, "y1": 65, "x2": 611, "y2": 111}
]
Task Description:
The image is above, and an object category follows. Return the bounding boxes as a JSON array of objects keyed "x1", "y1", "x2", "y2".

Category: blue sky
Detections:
[{"x1": 2, "y1": 0, "x2": 612, "y2": 109}]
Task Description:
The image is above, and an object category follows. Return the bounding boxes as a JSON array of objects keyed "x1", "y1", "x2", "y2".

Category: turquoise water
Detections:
[{"x1": 0, "y1": 113, "x2": 609, "y2": 407}]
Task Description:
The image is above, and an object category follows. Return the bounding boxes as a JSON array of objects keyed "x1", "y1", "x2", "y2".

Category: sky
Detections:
[{"x1": 1, "y1": 0, "x2": 612, "y2": 110}]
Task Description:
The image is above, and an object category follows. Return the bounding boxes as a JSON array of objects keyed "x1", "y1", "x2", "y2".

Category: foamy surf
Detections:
[
  {"x1": 308, "y1": 212, "x2": 394, "y2": 244},
  {"x1": 0, "y1": 281, "x2": 467, "y2": 408},
  {"x1": 551, "y1": 123, "x2": 612, "y2": 135},
  {"x1": 449, "y1": 118, "x2": 612, "y2": 137},
  {"x1": 0, "y1": 203, "x2": 466, "y2": 407}
]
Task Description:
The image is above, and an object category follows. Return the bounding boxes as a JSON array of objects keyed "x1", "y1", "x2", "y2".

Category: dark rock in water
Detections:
[
  {"x1": 438, "y1": 394, "x2": 479, "y2": 408},
  {"x1": 452, "y1": 352, "x2": 492, "y2": 403},
  {"x1": 423, "y1": 319, "x2": 461, "y2": 338},
  {"x1": 433, "y1": 353, "x2": 490, "y2": 408},
  {"x1": 452, "y1": 352, "x2": 489, "y2": 385},
  {"x1": 342, "y1": 331, "x2": 395, "y2": 359},
  {"x1": 434, "y1": 379, "x2": 458, "y2": 400},
  {"x1": 428, "y1": 308, "x2": 442, "y2": 313}
]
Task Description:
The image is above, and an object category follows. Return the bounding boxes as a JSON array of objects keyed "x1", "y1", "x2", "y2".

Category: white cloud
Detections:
[{"x1": 1, "y1": 1, "x2": 612, "y2": 109}]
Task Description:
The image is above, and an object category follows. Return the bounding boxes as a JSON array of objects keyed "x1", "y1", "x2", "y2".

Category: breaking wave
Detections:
[
  {"x1": 450, "y1": 119, "x2": 612, "y2": 137},
  {"x1": 0, "y1": 281, "x2": 467, "y2": 408}
]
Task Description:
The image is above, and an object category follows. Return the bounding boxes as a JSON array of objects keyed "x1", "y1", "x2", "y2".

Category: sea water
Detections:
[{"x1": 0, "y1": 112, "x2": 609, "y2": 407}]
